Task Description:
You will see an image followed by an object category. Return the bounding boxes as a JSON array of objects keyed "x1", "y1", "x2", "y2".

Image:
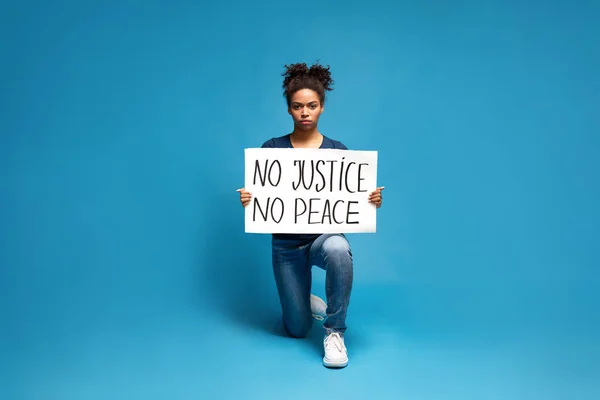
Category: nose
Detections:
[{"x1": 301, "y1": 107, "x2": 309, "y2": 117}]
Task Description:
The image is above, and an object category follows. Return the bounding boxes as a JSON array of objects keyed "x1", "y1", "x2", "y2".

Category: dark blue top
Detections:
[
  {"x1": 261, "y1": 134, "x2": 348, "y2": 150},
  {"x1": 260, "y1": 134, "x2": 349, "y2": 242}
]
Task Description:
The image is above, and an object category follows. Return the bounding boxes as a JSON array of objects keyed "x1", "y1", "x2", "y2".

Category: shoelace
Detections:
[
  {"x1": 325, "y1": 333, "x2": 346, "y2": 352},
  {"x1": 312, "y1": 313, "x2": 324, "y2": 321}
]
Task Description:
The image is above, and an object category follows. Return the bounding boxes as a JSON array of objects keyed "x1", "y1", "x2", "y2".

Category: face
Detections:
[{"x1": 288, "y1": 89, "x2": 324, "y2": 130}]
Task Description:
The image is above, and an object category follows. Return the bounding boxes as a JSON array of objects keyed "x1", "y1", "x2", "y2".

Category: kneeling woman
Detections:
[{"x1": 238, "y1": 62, "x2": 383, "y2": 368}]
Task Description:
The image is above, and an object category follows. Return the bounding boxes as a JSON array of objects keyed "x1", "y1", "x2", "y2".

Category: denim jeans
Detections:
[{"x1": 271, "y1": 233, "x2": 353, "y2": 337}]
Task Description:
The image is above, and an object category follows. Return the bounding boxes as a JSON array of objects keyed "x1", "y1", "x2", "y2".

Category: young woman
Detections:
[{"x1": 237, "y1": 62, "x2": 383, "y2": 368}]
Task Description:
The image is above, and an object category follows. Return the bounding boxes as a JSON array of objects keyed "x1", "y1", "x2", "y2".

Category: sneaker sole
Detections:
[{"x1": 323, "y1": 357, "x2": 349, "y2": 368}]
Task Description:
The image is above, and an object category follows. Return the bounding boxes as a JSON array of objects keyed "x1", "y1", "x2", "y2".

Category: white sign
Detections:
[{"x1": 244, "y1": 148, "x2": 378, "y2": 234}]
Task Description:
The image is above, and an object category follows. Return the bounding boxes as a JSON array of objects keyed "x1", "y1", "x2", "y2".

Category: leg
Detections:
[
  {"x1": 309, "y1": 234, "x2": 353, "y2": 335},
  {"x1": 271, "y1": 238, "x2": 313, "y2": 338}
]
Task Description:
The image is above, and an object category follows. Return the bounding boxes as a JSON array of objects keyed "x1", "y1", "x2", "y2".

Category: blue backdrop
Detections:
[{"x1": 2, "y1": 1, "x2": 598, "y2": 399}]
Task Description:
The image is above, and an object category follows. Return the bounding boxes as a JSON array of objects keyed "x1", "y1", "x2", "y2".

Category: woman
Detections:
[{"x1": 237, "y1": 62, "x2": 383, "y2": 368}]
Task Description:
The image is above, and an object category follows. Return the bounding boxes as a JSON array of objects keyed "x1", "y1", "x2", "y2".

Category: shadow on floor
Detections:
[{"x1": 194, "y1": 205, "x2": 283, "y2": 336}]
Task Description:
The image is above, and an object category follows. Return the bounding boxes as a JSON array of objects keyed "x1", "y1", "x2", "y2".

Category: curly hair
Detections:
[{"x1": 282, "y1": 62, "x2": 334, "y2": 106}]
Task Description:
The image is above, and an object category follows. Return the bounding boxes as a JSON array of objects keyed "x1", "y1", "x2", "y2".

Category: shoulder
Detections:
[
  {"x1": 322, "y1": 135, "x2": 349, "y2": 150},
  {"x1": 261, "y1": 134, "x2": 291, "y2": 148},
  {"x1": 260, "y1": 138, "x2": 275, "y2": 148}
]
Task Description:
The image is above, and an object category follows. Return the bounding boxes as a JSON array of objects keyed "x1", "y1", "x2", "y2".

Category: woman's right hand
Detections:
[{"x1": 236, "y1": 188, "x2": 252, "y2": 207}]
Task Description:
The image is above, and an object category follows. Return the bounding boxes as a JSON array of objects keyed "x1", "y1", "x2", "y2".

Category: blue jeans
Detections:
[{"x1": 271, "y1": 234, "x2": 354, "y2": 337}]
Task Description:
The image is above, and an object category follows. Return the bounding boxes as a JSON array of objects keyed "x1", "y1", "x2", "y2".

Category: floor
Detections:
[{"x1": 4, "y1": 281, "x2": 599, "y2": 400}]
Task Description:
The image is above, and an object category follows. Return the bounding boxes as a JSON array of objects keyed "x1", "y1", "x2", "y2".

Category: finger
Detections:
[{"x1": 370, "y1": 187, "x2": 385, "y2": 195}]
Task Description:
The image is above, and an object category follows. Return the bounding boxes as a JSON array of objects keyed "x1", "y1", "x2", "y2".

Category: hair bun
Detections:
[
  {"x1": 308, "y1": 63, "x2": 333, "y2": 91},
  {"x1": 284, "y1": 63, "x2": 309, "y2": 80}
]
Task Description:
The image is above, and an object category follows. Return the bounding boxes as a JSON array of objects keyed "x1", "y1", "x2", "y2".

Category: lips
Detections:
[{"x1": 300, "y1": 120, "x2": 312, "y2": 124}]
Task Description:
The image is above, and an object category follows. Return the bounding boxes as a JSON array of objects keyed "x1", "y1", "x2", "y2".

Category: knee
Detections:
[
  {"x1": 322, "y1": 236, "x2": 353, "y2": 263},
  {"x1": 284, "y1": 318, "x2": 312, "y2": 338}
]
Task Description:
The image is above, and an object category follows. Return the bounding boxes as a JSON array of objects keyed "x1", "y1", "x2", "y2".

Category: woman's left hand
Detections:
[{"x1": 369, "y1": 186, "x2": 384, "y2": 208}]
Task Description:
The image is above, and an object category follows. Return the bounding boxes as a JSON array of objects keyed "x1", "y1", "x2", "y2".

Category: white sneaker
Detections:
[
  {"x1": 323, "y1": 332, "x2": 348, "y2": 368},
  {"x1": 310, "y1": 294, "x2": 327, "y2": 321}
]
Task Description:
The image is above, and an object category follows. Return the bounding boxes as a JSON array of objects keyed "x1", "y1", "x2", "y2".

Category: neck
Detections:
[{"x1": 291, "y1": 126, "x2": 321, "y2": 141}]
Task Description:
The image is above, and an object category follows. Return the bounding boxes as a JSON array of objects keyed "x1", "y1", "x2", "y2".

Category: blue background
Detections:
[{"x1": 1, "y1": 1, "x2": 599, "y2": 399}]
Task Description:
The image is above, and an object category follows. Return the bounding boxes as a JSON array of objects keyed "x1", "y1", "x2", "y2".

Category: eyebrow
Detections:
[{"x1": 292, "y1": 101, "x2": 318, "y2": 105}]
